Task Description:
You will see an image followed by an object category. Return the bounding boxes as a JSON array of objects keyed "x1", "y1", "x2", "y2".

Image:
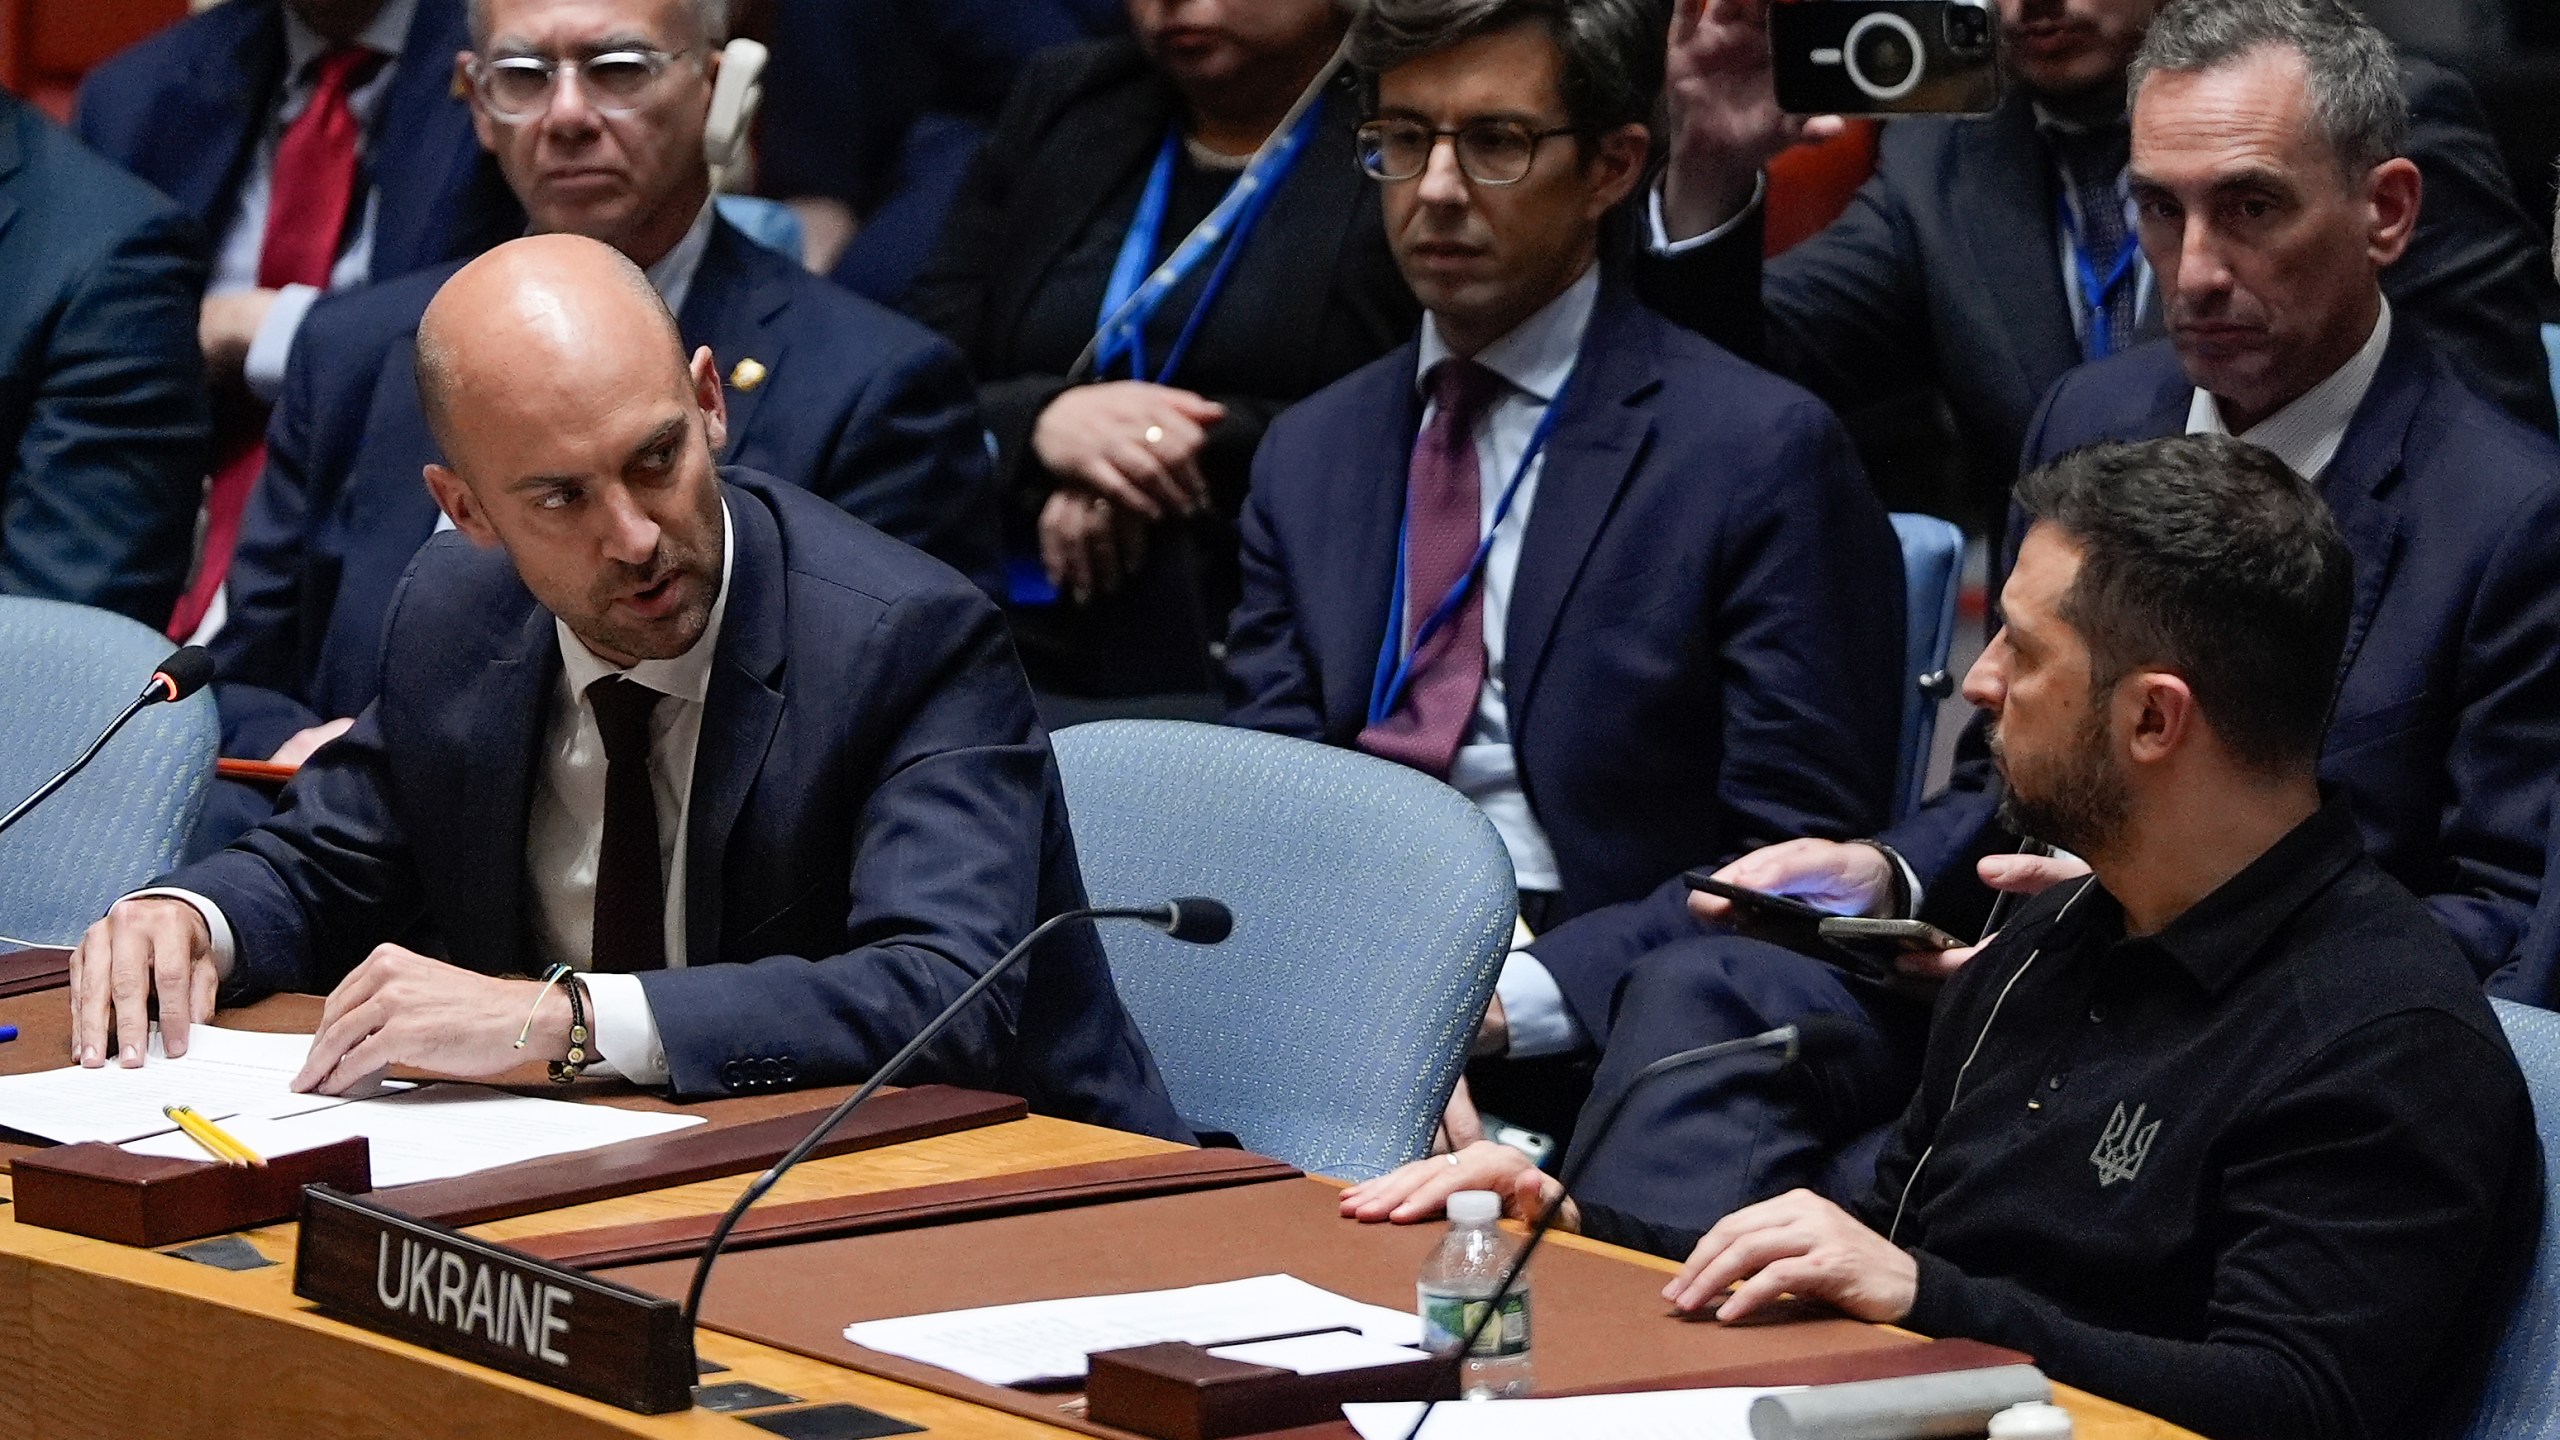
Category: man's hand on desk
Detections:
[
  {"x1": 70, "y1": 896, "x2": 223, "y2": 1067},
  {"x1": 1340, "y1": 1140, "x2": 1571, "y2": 1231},
  {"x1": 1665, "y1": 1188, "x2": 1915, "y2": 1324},
  {"x1": 293, "y1": 947, "x2": 570, "y2": 1094}
]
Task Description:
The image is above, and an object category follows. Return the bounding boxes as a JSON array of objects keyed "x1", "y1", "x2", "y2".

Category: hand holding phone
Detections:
[
  {"x1": 1818, "y1": 916, "x2": 1968, "y2": 952},
  {"x1": 1770, "y1": 1, "x2": 2002, "y2": 117}
]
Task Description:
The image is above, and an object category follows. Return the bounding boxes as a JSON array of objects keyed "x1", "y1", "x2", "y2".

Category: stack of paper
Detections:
[
  {"x1": 844, "y1": 1273, "x2": 1426, "y2": 1386},
  {"x1": 121, "y1": 1084, "x2": 707, "y2": 1186},
  {"x1": 0, "y1": 1024, "x2": 393, "y2": 1144},
  {"x1": 1343, "y1": 1387, "x2": 1801, "y2": 1440}
]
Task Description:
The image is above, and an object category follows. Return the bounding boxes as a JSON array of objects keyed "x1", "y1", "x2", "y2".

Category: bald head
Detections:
[{"x1": 416, "y1": 234, "x2": 685, "y2": 471}]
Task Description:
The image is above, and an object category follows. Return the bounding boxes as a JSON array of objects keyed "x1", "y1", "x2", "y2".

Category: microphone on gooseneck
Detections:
[
  {"x1": 1398, "y1": 1014, "x2": 1867, "y2": 1440},
  {"x1": 0, "y1": 645, "x2": 214, "y2": 839},
  {"x1": 679, "y1": 896, "x2": 1234, "y2": 1327}
]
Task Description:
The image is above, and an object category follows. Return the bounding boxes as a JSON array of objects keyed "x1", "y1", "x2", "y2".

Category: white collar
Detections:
[
  {"x1": 554, "y1": 492, "x2": 734, "y2": 706},
  {"x1": 641, "y1": 200, "x2": 718, "y2": 322},
  {"x1": 1415, "y1": 263, "x2": 1600, "y2": 406},
  {"x1": 282, "y1": 0, "x2": 418, "y2": 76},
  {"x1": 2185, "y1": 301, "x2": 2392, "y2": 480}
]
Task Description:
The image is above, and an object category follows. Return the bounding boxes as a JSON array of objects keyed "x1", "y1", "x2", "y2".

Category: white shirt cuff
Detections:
[
  {"x1": 579, "y1": 971, "x2": 668, "y2": 1084},
  {"x1": 1889, "y1": 848, "x2": 1925, "y2": 917},
  {"x1": 1495, "y1": 948, "x2": 1586, "y2": 1059},
  {"x1": 1646, "y1": 172, "x2": 1767, "y2": 256},
  {"x1": 125, "y1": 888, "x2": 237, "y2": 974},
  {"x1": 243, "y1": 283, "x2": 322, "y2": 403}
]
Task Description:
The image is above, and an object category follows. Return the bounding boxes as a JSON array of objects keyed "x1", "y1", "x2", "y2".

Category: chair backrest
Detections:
[
  {"x1": 2469, "y1": 998, "x2": 2560, "y2": 1439},
  {"x1": 1890, "y1": 513, "x2": 1966, "y2": 820},
  {"x1": 2543, "y1": 323, "x2": 2559, "y2": 416},
  {"x1": 714, "y1": 194, "x2": 806, "y2": 266},
  {"x1": 1051, "y1": 721, "x2": 1515, "y2": 1180},
  {"x1": 0, "y1": 598, "x2": 215, "y2": 944}
]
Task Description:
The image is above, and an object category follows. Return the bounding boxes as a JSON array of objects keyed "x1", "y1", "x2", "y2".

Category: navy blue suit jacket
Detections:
[
  {"x1": 0, "y1": 93, "x2": 208, "y2": 624},
  {"x1": 163, "y1": 471, "x2": 1185, "y2": 1137},
  {"x1": 1889, "y1": 329, "x2": 2560, "y2": 974},
  {"x1": 1228, "y1": 283, "x2": 1905, "y2": 1023},
  {"x1": 211, "y1": 216, "x2": 1004, "y2": 762},
  {"x1": 73, "y1": 0, "x2": 520, "y2": 289}
]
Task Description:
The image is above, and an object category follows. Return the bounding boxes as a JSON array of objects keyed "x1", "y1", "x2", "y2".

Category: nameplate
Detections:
[{"x1": 293, "y1": 1185, "x2": 696, "y2": 1414}]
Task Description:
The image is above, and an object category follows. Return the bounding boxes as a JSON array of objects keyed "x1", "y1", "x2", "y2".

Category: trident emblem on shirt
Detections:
[{"x1": 2090, "y1": 1101, "x2": 2162, "y2": 1186}]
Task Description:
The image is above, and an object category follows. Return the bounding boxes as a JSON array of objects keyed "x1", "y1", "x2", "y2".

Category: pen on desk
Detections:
[
  {"x1": 163, "y1": 1104, "x2": 265, "y2": 1168},
  {"x1": 0, "y1": 1025, "x2": 16, "y2": 1043}
]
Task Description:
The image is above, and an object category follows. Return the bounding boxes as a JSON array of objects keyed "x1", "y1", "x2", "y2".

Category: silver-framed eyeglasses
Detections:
[
  {"x1": 1355, "y1": 118, "x2": 1580, "y2": 186},
  {"x1": 470, "y1": 47, "x2": 696, "y2": 120}
]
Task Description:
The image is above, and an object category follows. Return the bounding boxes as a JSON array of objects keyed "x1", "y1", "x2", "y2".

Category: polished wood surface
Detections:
[{"x1": 0, "y1": 992, "x2": 2206, "y2": 1440}]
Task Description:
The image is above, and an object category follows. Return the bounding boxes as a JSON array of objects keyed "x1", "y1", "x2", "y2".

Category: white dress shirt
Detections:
[
  {"x1": 2184, "y1": 302, "x2": 2391, "y2": 480},
  {"x1": 1405, "y1": 266, "x2": 1599, "y2": 1060},
  {"x1": 143, "y1": 498, "x2": 734, "y2": 1085},
  {"x1": 218, "y1": 0, "x2": 419, "y2": 402}
]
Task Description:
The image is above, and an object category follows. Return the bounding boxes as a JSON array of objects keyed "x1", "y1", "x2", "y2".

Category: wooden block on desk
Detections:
[
  {"x1": 9, "y1": 1136, "x2": 371, "y2": 1247},
  {"x1": 1086, "y1": 1342, "x2": 1454, "y2": 1440}
]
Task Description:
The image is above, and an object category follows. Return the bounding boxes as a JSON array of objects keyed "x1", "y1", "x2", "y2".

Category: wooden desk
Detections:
[{"x1": 0, "y1": 995, "x2": 2205, "y2": 1440}]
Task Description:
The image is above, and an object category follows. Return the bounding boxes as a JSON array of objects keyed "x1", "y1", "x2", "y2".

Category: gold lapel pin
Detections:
[{"x1": 729, "y1": 358, "x2": 769, "y2": 392}]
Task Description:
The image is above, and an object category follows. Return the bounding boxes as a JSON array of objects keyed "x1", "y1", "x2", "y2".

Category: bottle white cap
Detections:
[
  {"x1": 1446, "y1": 1190, "x2": 1501, "y2": 1224},
  {"x1": 1987, "y1": 1401, "x2": 2073, "y2": 1437}
]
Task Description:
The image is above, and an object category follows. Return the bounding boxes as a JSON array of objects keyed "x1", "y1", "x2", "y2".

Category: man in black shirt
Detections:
[{"x1": 1348, "y1": 434, "x2": 2541, "y2": 1439}]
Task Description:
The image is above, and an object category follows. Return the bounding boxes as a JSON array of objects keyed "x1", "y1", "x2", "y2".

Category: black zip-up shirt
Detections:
[
  {"x1": 1578, "y1": 800, "x2": 2539, "y2": 1436},
  {"x1": 1862, "y1": 799, "x2": 2540, "y2": 1439}
]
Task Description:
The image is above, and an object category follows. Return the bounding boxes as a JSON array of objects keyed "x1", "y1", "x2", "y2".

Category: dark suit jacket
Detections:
[
  {"x1": 165, "y1": 470, "x2": 1186, "y2": 1137},
  {"x1": 210, "y1": 215, "x2": 1003, "y2": 764},
  {"x1": 1888, "y1": 329, "x2": 2560, "y2": 974},
  {"x1": 1655, "y1": 61, "x2": 2557, "y2": 513},
  {"x1": 1228, "y1": 284, "x2": 1905, "y2": 1003},
  {"x1": 72, "y1": 0, "x2": 520, "y2": 289},
  {"x1": 0, "y1": 93, "x2": 208, "y2": 624}
]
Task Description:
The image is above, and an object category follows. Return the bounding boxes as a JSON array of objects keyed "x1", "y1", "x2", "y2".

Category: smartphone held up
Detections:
[{"x1": 1770, "y1": 0, "x2": 2003, "y2": 117}]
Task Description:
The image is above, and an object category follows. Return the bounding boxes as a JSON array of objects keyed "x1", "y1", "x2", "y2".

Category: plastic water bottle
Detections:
[{"x1": 1416, "y1": 1190, "x2": 1533, "y2": 1398}]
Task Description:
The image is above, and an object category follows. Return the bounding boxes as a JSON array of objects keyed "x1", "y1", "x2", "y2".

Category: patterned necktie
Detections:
[
  {"x1": 1357, "y1": 357, "x2": 1508, "y2": 779},
  {"x1": 171, "y1": 44, "x2": 386, "y2": 639},
  {"x1": 2053, "y1": 120, "x2": 2141, "y2": 361},
  {"x1": 588, "y1": 675, "x2": 669, "y2": 974}
]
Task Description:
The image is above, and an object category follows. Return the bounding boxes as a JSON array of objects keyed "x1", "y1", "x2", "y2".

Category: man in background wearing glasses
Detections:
[
  {"x1": 1227, "y1": 0, "x2": 1905, "y2": 1144},
  {"x1": 191, "y1": 0, "x2": 1005, "y2": 853}
]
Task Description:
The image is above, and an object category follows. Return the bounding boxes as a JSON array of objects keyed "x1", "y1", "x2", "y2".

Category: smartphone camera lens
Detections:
[
  {"x1": 1943, "y1": 2, "x2": 1994, "y2": 55},
  {"x1": 1845, "y1": 12, "x2": 1927, "y2": 102}
]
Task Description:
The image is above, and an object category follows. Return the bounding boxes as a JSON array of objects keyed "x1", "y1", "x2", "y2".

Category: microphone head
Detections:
[
  {"x1": 1162, "y1": 897, "x2": 1233, "y2": 944},
  {"x1": 1791, "y1": 1013, "x2": 1866, "y2": 1063},
  {"x1": 150, "y1": 646, "x2": 215, "y2": 702}
]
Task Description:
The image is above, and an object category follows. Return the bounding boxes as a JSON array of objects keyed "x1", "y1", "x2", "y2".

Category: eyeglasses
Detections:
[
  {"x1": 1355, "y1": 118, "x2": 1581, "y2": 186},
  {"x1": 470, "y1": 47, "x2": 697, "y2": 120}
]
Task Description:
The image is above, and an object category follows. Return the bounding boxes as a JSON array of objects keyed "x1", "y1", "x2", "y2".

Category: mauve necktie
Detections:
[
  {"x1": 171, "y1": 44, "x2": 385, "y2": 638},
  {"x1": 587, "y1": 675, "x2": 668, "y2": 974},
  {"x1": 1357, "y1": 356, "x2": 1508, "y2": 779}
]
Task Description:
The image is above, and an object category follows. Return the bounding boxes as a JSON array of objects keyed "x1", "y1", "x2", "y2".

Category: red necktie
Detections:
[
  {"x1": 1357, "y1": 358, "x2": 1507, "y2": 779},
  {"x1": 170, "y1": 45, "x2": 384, "y2": 639},
  {"x1": 588, "y1": 676, "x2": 670, "y2": 974}
]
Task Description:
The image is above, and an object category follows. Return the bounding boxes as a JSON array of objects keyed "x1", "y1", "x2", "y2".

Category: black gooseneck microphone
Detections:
[
  {"x1": 1398, "y1": 1013, "x2": 1866, "y2": 1440},
  {"x1": 0, "y1": 645, "x2": 214, "y2": 839},
  {"x1": 680, "y1": 896, "x2": 1234, "y2": 1327}
]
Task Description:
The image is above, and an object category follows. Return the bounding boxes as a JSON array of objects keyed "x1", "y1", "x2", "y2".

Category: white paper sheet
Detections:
[
  {"x1": 0, "y1": 1024, "x2": 398, "y2": 1145},
  {"x1": 1344, "y1": 1387, "x2": 1800, "y2": 1440},
  {"x1": 1208, "y1": 1331, "x2": 1433, "y2": 1375},
  {"x1": 120, "y1": 1083, "x2": 704, "y2": 1185},
  {"x1": 843, "y1": 1273, "x2": 1426, "y2": 1387}
]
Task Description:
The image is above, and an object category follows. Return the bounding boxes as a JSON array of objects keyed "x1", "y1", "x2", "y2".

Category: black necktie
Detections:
[{"x1": 587, "y1": 675, "x2": 667, "y2": 973}]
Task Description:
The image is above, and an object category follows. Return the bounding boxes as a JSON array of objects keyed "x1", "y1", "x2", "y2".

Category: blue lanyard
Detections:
[
  {"x1": 1092, "y1": 99, "x2": 1324, "y2": 384},
  {"x1": 1365, "y1": 375, "x2": 1574, "y2": 728},
  {"x1": 2056, "y1": 183, "x2": 2143, "y2": 359}
]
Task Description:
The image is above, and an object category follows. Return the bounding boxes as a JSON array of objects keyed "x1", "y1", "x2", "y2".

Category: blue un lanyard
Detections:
[
  {"x1": 1092, "y1": 99, "x2": 1325, "y2": 385},
  {"x1": 1365, "y1": 374, "x2": 1574, "y2": 728},
  {"x1": 2056, "y1": 181, "x2": 2143, "y2": 359}
]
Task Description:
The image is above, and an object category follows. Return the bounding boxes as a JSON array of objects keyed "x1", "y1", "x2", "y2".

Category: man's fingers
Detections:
[
  {"x1": 70, "y1": 924, "x2": 109, "y2": 1063},
  {"x1": 109, "y1": 921, "x2": 155, "y2": 1065},
  {"x1": 152, "y1": 933, "x2": 198, "y2": 1057},
  {"x1": 1079, "y1": 460, "x2": 1166, "y2": 520},
  {"x1": 1106, "y1": 442, "x2": 1193, "y2": 514},
  {"x1": 1896, "y1": 941, "x2": 1981, "y2": 980},
  {"x1": 191, "y1": 955, "x2": 221, "y2": 1030},
  {"x1": 1717, "y1": 1255, "x2": 1817, "y2": 1321},
  {"x1": 294, "y1": 1000, "x2": 378, "y2": 1093},
  {"x1": 1980, "y1": 853, "x2": 2091, "y2": 894},
  {"x1": 316, "y1": 1027, "x2": 395, "y2": 1097}
]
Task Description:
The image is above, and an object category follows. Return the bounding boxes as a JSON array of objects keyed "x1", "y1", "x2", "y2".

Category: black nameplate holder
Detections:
[{"x1": 294, "y1": 1185, "x2": 697, "y2": 1414}]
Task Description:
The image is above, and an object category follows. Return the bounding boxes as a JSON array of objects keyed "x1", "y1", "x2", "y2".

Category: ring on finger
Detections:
[
  {"x1": 1089, "y1": 493, "x2": 1110, "y2": 513},
  {"x1": 1142, "y1": 425, "x2": 1165, "y2": 448}
]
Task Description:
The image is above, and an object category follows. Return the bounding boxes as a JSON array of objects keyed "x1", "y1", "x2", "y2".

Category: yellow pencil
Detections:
[{"x1": 162, "y1": 1104, "x2": 265, "y2": 1168}]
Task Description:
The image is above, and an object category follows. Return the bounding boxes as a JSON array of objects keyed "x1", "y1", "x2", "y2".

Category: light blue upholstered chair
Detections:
[
  {"x1": 2543, "y1": 323, "x2": 2559, "y2": 416},
  {"x1": 714, "y1": 194, "x2": 806, "y2": 266},
  {"x1": 2467, "y1": 999, "x2": 2560, "y2": 1439},
  {"x1": 1890, "y1": 512, "x2": 1966, "y2": 820},
  {"x1": 1051, "y1": 721, "x2": 1515, "y2": 1180},
  {"x1": 0, "y1": 599, "x2": 215, "y2": 945}
]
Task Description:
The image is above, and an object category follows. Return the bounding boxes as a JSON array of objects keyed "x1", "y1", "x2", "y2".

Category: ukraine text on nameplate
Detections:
[{"x1": 292, "y1": 1185, "x2": 697, "y2": 1414}]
